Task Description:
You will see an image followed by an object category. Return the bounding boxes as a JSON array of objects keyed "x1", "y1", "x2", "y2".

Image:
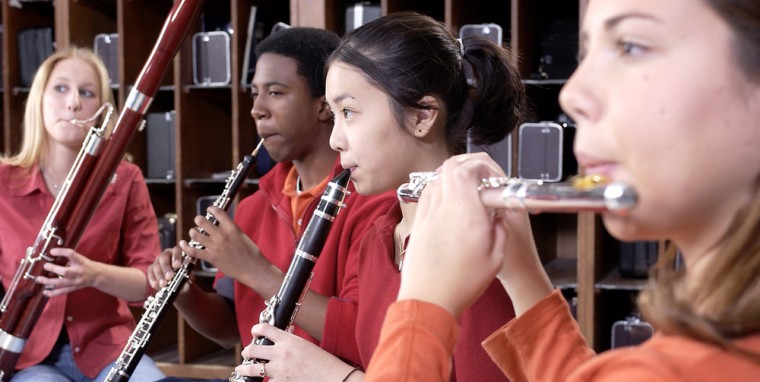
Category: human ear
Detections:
[
  {"x1": 412, "y1": 95, "x2": 440, "y2": 137},
  {"x1": 317, "y1": 97, "x2": 333, "y2": 123}
]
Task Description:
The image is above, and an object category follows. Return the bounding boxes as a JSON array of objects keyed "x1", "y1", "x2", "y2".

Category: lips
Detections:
[
  {"x1": 339, "y1": 158, "x2": 356, "y2": 171},
  {"x1": 256, "y1": 130, "x2": 275, "y2": 140},
  {"x1": 255, "y1": 123, "x2": 278, "y2": 139},
  {"x1": 583, "y1": 164, "x2": 617, "y2": 179},
  {"x1": 575, "y1": 152, "x2": 617, "y2": 179}
]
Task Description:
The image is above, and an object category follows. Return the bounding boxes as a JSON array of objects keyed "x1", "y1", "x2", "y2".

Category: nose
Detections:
[
  {"x1": 558, "y1": 58, "x2": 597, "y2": 128},
  {"x1": 559, "y1": 54, "x2": 608, "y2": 163},
  {"x1": 250, "y1": 96, "x2": 268, "y2": 121},
  {"x1": 67, "y1": 91, "x2": 82, "y2": 112},
  {"x1": 329, "y1": 119, "x2": 345, "y2": 152}
]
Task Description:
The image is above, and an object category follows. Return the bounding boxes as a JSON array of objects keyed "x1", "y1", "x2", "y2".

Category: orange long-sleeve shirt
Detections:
[{"x1": 366, "y1": 290, "x2": 760, "y2": 381}]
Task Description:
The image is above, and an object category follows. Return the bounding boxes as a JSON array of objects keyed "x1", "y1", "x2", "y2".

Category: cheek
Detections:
[
  {"x1": 41, "y1": 102, "x2": 56, "y2": 127},
  {"x1": 345, "y1": 122, "x2": 379, "y2": 152},
  {"x1": 83, "y1": 98, "x2": 103, "y2": 115},
  {"x1": 607, "y1": 85, "x2": 683, "y2": 167}
]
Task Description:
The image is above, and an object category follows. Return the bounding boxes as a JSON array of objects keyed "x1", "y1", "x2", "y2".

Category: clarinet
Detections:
[
  {"x1": 229, "y1": 169, "x2": 352, "y2": 382},
  {"x1": 0, "y1": 1, "x2": 203, "y2": 380},
  {"x1": 397, "y1": 172, "x2": 638, "y2": 215},
  {"x1": 105, "y1": 142, "x2": 262, "y2": 382}
]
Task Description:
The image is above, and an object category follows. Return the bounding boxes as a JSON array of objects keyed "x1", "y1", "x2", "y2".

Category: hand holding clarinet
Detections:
[{"x1": 229, "y1": 169, "x2": 352, "y2": 382}]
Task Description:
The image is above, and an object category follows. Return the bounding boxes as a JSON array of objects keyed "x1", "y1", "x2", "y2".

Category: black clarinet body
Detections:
[
  {"x1": 229, "y1": 169, "x2": 351, "y2": 382},
  {"x1": 105, "y1": 152, "x2": 258, "y2": 382}
]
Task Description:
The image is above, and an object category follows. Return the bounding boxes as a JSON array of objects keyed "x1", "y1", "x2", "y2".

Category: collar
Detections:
[
  {"x1": 6, "y1": 164, "x2": 49, "y2": 197},
  {"x1": 282, "y1": 165, "x2": 330, "y2": 198},
  {"x1": 283, "y1": 165, "x2": 300, "y2": 198}
]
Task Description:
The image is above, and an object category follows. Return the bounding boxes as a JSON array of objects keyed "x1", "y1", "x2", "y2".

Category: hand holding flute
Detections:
[{"x1": 396, "y1": 153, "x2": 637, "y2": 319}]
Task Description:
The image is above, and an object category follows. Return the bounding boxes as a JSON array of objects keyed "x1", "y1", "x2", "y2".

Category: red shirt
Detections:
[
  {"x1": 323, "y1": 200, "x2": 516, "y2": 381},
  {"x1": 216, "y1": 161, "x2": 397, "y2": 347},
  {"x1": 0, "y1": 162, "x2": 160, "y2": 377}
]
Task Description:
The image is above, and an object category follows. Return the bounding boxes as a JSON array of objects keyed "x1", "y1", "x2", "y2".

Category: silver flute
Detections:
[{"x1": 397, "y1": 172, "x2": 637, "y2": 215}]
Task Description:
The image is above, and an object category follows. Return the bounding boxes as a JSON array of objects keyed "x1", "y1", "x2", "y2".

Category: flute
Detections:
[{"x1": 397, "y1": 172, "x2": 638, "y2": 215}]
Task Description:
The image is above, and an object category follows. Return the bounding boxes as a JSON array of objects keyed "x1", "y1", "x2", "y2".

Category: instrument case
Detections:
[
  {"x1": 18, "y1": 27, "x2": 54, "y2": 87},
  {"x1": 192, "y1": 31, "x2": 231, "y2": 86},
  {"x1": 345, "y1": 1, "x2": 381, "y2": 33},
  {"x1": 518, "y1": 121, "x2": 577, "y2": 182},
  {"x1": 94, "y1": 33, "x2": 119, "y2": 85},
  {"x1": 618, "y1": 240, "x2": 659, "y2": 278},
  {"x1": 611, "y1": 315, "x2": 655, "y2": 348},
  {"x1": 157, "y1": 214, "x2": 177, "y2": 250},
  {"x1": 468, "y1": 133, "x2": 512, "y2": 178},
  {"x1": 146, "y1": 111, "x2": 176, "y2": 180}
]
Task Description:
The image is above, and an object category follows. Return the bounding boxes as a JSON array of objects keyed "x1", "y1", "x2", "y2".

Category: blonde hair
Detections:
[
  {"x1": 639, "y1": 180, "x2": 760, "y2": 359},
  {"x1": 0, "y1": 46, "x2": 115, "y2": 168},
  {"x1": 636, "y1": 0, "x2": 760, "y2": 361}
]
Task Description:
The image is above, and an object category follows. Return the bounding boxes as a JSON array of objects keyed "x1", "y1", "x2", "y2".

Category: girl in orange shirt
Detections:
[{"x1": 366, "y1": 0, "x2": 760, "y2": 381}]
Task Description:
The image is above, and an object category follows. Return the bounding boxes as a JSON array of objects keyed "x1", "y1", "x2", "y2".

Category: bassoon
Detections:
[
  {"x1": 229, "y1": 169, "x2": 352, "y2": 382},
  {"x1": 0, "y1": 1, "x2": 204, "y2": 380},
  {"x1": 105, "y1": 141, "x2": 262, "y2": 382}
]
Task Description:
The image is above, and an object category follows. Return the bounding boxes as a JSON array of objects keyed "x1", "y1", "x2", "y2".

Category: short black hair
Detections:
[{"x1": 256, "y1": 27, "x2": 340, "y2": 98}]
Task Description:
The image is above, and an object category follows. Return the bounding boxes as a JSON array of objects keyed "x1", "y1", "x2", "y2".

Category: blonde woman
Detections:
[{"x1": 0, "y1": 47, "x2": 165, "y2": 381}]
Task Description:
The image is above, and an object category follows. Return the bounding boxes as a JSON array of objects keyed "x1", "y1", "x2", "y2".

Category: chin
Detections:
[
  {"x1": 265, "y1": 149, "x2": 285, "y2": 163},
  {"x1": 351, "y1": 179, "x2": 382, "y2": 196},
  {"x1": 351, "y1": 181, "x2": 372, "y2": 196},
  {"x1": 601, "y1": 214, "x2": 642, "y2": 242}
]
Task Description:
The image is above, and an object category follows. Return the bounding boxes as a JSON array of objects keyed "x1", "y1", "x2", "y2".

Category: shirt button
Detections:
[
  {"x1": 67, "y1": 316, "x2": 74, "y2": 322},
  {"x1": 74, "y1": 346, "x2": 81, "y2": 353}
]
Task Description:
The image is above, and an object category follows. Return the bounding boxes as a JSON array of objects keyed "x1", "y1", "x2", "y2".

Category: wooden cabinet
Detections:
[{"x1": 0, "y1": 0, "x2": 648, "y2": 377}]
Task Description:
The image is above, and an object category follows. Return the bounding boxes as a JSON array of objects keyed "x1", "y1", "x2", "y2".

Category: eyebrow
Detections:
[
  {"x1": 251, "y1": 81, "x2": 288, "y2": 90},
  {"x1": 50, "y1": 76, "x2": 73, "y2": 83},
  {"x1": 579, "y1": 12, "x2": 661, "y2": 51},
  {"x1": 330, "y1": 92, "x2": 354, "y2": 105},
  {"x1": 50, "y1": 77, "x2": 98, "y2": 89},
  {"x1": 604, "y1": 12, "x2": 661, "y2": 30}
]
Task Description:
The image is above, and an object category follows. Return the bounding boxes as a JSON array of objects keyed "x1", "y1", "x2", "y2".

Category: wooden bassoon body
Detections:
[{"x1": 0, "y1": 1, "x2": 204, "y2": 379}]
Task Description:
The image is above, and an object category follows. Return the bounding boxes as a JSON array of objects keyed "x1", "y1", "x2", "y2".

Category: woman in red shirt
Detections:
[
  {"x1": 0, "y1": 47, "x2": 165, "y2": 381},
  {"x1": 365, "y1": 0, "x2": 760, "y2": 381},
  {"x1": 233, "y1": 12, "x2": 531, "y2": 382}
]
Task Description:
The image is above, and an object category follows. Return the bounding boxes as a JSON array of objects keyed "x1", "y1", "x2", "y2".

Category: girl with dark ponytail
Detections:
[{"x1": 233, "y1": 11, "x2": 530, "y2": 381}]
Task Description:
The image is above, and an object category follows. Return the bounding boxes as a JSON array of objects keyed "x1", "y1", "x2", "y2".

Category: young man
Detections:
[{"x1": 148, "y1": 27, "x2": 395, "y2": 380}]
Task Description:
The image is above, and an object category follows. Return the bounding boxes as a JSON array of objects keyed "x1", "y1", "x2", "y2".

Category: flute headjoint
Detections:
[{"x1": 397, "y1": 172, "x2": 439, "y2": 203}]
